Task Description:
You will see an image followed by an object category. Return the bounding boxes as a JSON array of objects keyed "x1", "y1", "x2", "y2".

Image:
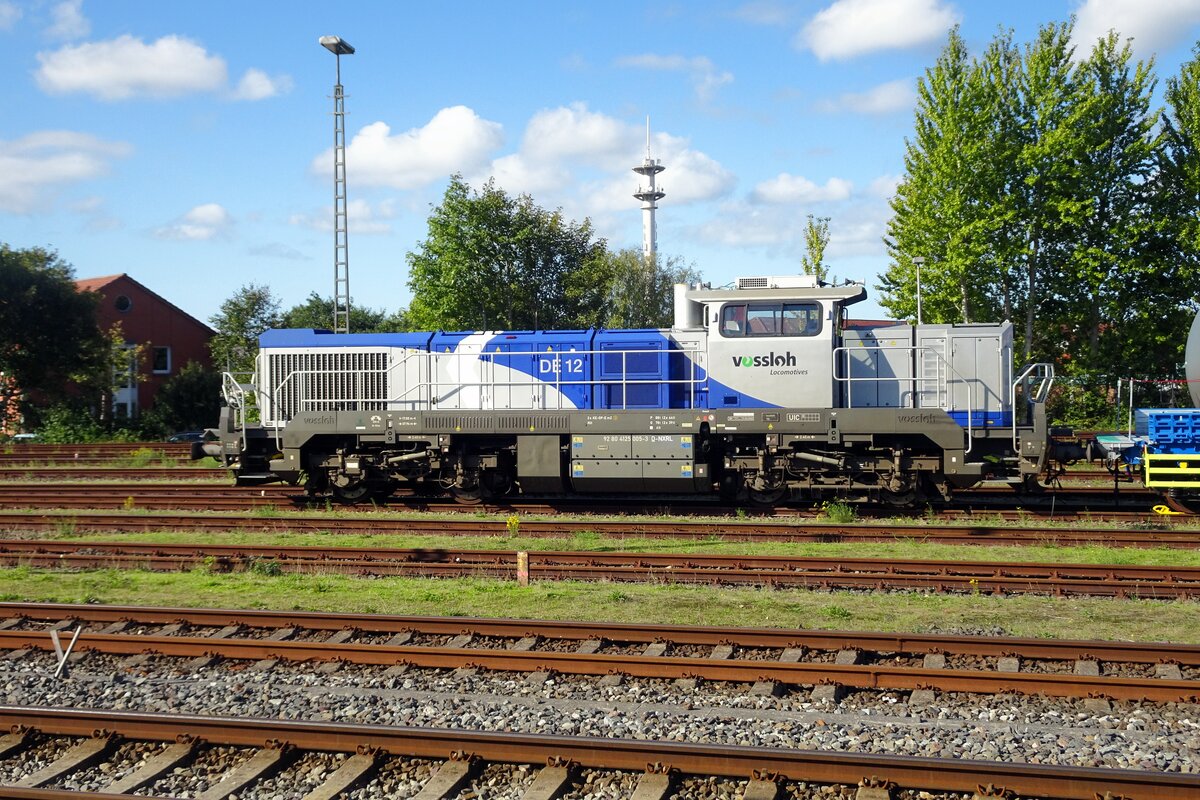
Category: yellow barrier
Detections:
[{"x1": 1142, "y1": 452, "x2": 1200, "y2": 488}]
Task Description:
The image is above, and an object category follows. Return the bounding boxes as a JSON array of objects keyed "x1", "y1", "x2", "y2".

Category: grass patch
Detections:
[
  {"x1": 0, "y1": 567, "x2": 1194, "y2": 643},
  {"x1": 34, "y1": 526, "x2": 1200, "y2": 568}
]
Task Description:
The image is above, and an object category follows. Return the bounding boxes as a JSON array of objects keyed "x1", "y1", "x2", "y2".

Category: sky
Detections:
[{"x1": 5, "y1": 0, "x2": 1200, "y2": 327}]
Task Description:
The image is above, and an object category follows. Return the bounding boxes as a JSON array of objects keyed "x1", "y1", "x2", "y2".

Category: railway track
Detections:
[
  {"x1": 1, "y1": 509, "x2": 1198, "y2": 546},
  {"x1": 3, "y1": 706, "x2": 1194, "y2": 800},
  {"x1": 3, "y1": 603, "x2": 1198, "y2": 702},
  {"x1": 0, "y1": 480, "x2": 1178, "y2": 522},
  {"x1": 1, "y1": 540, "x2": 1197, "y2": 598}
]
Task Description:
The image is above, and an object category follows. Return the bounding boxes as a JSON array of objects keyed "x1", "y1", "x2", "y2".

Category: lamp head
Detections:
[{"x1": 319, "y1": 36, "x2": 355, "y2": 55}]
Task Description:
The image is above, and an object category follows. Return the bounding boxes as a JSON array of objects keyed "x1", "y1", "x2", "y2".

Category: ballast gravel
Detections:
[{"x1": 1, "y1": 650, "x2": 1197, "y2": 778}]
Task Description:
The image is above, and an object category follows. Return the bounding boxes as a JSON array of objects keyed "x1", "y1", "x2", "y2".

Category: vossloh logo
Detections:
[{"x1": 732, "y1": 351, "x2": 797, "y2": 368}]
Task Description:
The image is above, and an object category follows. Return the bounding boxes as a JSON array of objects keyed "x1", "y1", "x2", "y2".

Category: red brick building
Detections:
[{"x1": 75, "y1": 274, "x2": 214, "y2": 419}]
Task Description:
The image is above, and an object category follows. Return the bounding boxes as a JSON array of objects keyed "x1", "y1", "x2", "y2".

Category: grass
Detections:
[
  {"x1": 0, "y1": 567, "x2": 1195, "y2": 643},
  {"x1": 4, "y1": 508, "x2": 1198, "y2": 646},
  {"x1": 34, "y1": 526, "x2": 1200, "y2": 567}
]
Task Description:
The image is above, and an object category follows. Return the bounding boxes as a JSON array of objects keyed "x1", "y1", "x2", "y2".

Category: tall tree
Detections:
[
  {"x1": 882, "y1": 27, "x2": 999, "y2": 324},
  {"x1": 406, "y1": 176, "x2": 608, "y2": 331},
  {"x1": 280, "y1": 292, "x2": 404, "y2": 332},
  {"x1": 208, "y1": 284, "x2": 280, "y2": 375},
  {"x1": 1056, "y1": 31, "x2": 1160, "y2": 372},
  {"x1": 0, "y1": 245, "x2": 106, "y2": 430},
  {"x1": 800, "y1": 215, "x2": 831, "y2": 282},
  {"x1": 565, "y1": 249, "x2": 702, "y2": 329}
]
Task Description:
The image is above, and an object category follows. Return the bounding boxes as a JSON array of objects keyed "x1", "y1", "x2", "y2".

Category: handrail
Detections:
[
  {"x1": 1010, "y1": 362, "x2": 1055, "y2": 453},
  {"x1": 259, "y1": 346, "x2": 706, "y2": 423},
  {"x1": 832, "y1": 344, "x2": 977, "y2": 453}
]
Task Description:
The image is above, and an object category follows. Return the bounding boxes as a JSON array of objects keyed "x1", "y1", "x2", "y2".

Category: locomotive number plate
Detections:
[{"x1": 786, "y1": 412, "x2": 821, "y2": 423}]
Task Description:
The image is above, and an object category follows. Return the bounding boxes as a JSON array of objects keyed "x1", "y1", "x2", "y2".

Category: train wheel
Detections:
[
  {"x1": 451, "y1": 484, "x2": 483, "y2": 505},
  {"x1": 332, "y1": 481, "x2": 371, "y2": 505},
  {"x1": 748, "y1": 486, "x2": 787, "y2": 506}
]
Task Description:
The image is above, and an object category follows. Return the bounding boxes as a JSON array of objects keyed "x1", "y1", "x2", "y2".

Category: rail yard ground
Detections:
[{"x1": 0, "y1": 521, "x2": 1198, "y2": 643}]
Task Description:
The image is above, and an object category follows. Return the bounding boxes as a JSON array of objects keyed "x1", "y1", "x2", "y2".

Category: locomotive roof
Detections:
[{"x1": 685, "y1": 283, "x2": 866, "y2": 305}]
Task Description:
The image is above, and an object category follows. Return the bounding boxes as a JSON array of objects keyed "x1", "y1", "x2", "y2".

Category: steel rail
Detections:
[
  {"x1": 0, "y1": 468, "x2": 226, "y2": 481},
  {"x1": 3, "y1": 630, "x2": 1197, "y2": 701},
  {"x1": 1, "y1": 541, "x2": 1197, "y2": 597},
  {"x1": 0, "y1": 510, "x2": 1198, "y2": 546},
  {"x1": 1, "y1": 706, "x2": 1197, "y2": 800},
  {"x1": 3, "y1": 602, "x2": 1198, "y2": 664}
]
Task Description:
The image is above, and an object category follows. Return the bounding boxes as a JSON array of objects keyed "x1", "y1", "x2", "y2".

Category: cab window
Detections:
[{"x1": 721, "y1": 302, "x2": 821, "y2": 337}]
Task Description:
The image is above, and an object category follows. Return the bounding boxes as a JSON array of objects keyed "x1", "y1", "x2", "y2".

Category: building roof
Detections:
[{"x1": 74, "y1": 273, "x2": 215, "y2": 335}]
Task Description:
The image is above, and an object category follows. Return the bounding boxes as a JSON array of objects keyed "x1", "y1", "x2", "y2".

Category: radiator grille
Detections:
[{"x1": 263, "y1": 350, "x2": 389, "y2": 424}]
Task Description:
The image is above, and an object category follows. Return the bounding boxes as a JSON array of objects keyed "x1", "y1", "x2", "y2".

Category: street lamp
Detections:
[
  {"x1": 912, "y1": 256, "x2": 925, "y2": 325},
  {"x1": 319, "y1": 35, "x2": 354, "y2": 334}
]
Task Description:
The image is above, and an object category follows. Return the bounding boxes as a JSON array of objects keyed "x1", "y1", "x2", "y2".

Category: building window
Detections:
[
  {"x1": 152, "y1": 346, "x2": 171, "y2": 375},
  {"x1": 114, "y1": 295, "x2": 133, "y2": 313}
]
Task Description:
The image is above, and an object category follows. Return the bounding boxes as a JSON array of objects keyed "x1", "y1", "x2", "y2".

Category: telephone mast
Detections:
[{"x1": 632, "y1": 117, "x2": 665, "y2": 263}]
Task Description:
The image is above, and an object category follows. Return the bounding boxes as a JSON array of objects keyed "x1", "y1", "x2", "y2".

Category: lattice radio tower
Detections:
[{"x1": 320, "y1": 36, "x2": 354, "y2": 333}]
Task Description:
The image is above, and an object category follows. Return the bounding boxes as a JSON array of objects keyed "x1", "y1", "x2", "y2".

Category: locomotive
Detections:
[{"x1": 204, "y1": 274, "x2": 1075, "y2": 505}]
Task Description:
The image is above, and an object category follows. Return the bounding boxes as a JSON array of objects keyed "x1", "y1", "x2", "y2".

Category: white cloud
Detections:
[
  {"x1": 36, "y1": 34, "x2": 227, "y2": 100},
  {"x1": 868, "y1": 174, "x2": 902, "y2": 199},
  {"x1": 816, "y1": 78, "x2": 915, "y2": 114},
  {"x1": 616, "y1": 53, "x2": 734, "y2": 102},
  {"x1": 693, "y1": 199, "x2": 888, "y2": 259},
  {"x1": 0, "y1": 130, "x2": 131, "y2": 213},
  {"x1": 0, "y1": 1, "x2": 22, "y2": 31},
  {"x1": 797, "y1": 0, "x2": 960, "y2": 61},
  {"x1": 1071, "y1": 0, "x2": 1200, "y2": 55},
  {"x1": 751, "y1": 174, "x2": 854, "y2": 204},
  {"x1": 46, "y1": 0, "x2": 88, "y2": 40},
  {"x1": 153, "y1": 203, "x2": 232, "y2": 241},
  {"x1": 316, "y1": 107, "x2": 504, "y2": 190},
  {"x1": 231, "y1": 68, "x2": 293, "y2": 101},
  {"x1": 248, "y1": 242, "x2": 309, "y2": 261}
]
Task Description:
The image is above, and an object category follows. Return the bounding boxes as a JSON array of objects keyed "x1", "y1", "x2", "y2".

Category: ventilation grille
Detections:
[
  {"x1": 263, "y1": 350, "x2": 389, "y2": 424},
  {"x1": 495, "y1": 415, "x2": 569, "y2": 431}
]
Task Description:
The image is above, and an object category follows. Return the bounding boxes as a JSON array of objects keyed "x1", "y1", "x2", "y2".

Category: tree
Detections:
[
  {"x1": 406, "y1": 176, "x2": 609, "y2": 331},
  {"x1": 565, "y1": 249, "x2": 702, "y2": 329},
  {"x1": 140, "y1": 361, "x2": 222, "y2": 435},
  {"x1": 208, "y1": 284, "x2": 280, "y2": 375},
  {"x1": 800, "y1": 215, "x2": 831, "y2": 282},
  {"x1": 280, "y1": 292, "x2": 404, "y2": 332},
  {"x1": 0, "y1": 244, "x2": 107, "y2": 430},
  {"x1": 881, "y1": 26, "x2": 1001, "y2": 325}
]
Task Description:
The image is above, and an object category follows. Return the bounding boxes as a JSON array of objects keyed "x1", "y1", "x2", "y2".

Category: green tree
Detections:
[
  {"x1": 565, "y1": 249, "x2": 702, "y2": 329},
  {"x1": 208, "y1": 283, "x2": 280, "y2": 375},
  {"x1": 0, "y1": 244, "x2": 107, "y2": 431},
  {"x1": 406, "y1": 176, "x2": 608, "y2": 331},
  {"x1": 881, "y1": 26, "x2": 1000, "y2": 324},
  {"x1": 280, "y1": 292, "x2": 404, "y2": 332},
  {"x1": 800, "y1": 215, "x2": 831, "y2": 283},
  {"x1": 140, "y1": 361, "x2": 222, "y2": 435}
]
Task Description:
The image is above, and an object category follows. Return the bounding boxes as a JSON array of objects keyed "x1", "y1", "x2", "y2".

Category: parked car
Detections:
[
  {"x1": 166, "y1": 430, "x2": 206, "y2": 443},
  {"x1": 10, "y1": 433, "x2": 39, "y2": 442}
]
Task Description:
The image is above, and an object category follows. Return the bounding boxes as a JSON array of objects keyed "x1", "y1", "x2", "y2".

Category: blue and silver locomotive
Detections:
[{"x1": 207, "y1": 274, "x2": 1069, "y2": 505}]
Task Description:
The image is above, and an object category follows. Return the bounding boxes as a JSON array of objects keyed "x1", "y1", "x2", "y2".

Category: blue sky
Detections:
[{"x1": 5, "y1": 0, "x2": 1200, "y2": 326}]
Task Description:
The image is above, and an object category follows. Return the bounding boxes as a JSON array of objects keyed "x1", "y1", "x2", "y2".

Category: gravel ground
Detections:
[{"x1": 1, "y1": 649, "x2": 1197, "y2": 780}]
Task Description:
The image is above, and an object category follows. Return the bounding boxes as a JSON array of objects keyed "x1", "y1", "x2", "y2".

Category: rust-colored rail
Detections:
[
  {"x1": 0, "y1": 468, "x2": 227, "y2": 481},
  {"x1": 4, "y1": 628, "x2": 1197, "y2": 702},
  {"x1": 0, "y1": 706, "x2": 1196, "y2": 799},
  {"x1": 1, "y1": 540, "x2": 1196, "y2": 598},
  {"x1": 1, "y1": 509, "x2": 1198, "y2": 546}
]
